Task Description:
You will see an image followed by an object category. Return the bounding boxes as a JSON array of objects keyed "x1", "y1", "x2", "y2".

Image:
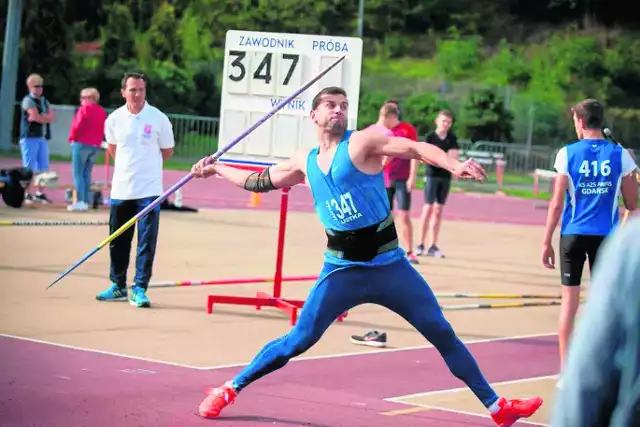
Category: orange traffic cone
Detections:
[{"x1": 248, "y1": 192, "x2": 261, "y2": 208}]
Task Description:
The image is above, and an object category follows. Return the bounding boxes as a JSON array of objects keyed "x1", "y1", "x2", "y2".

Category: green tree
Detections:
[
  {"x1": 177, "y1": 6, "x2": 216, "y2": 64},
  {"x1": 145, "y1": 2, "x2": 181, "y2": 64},
  {"x1": 459, "y1": 89, "x2": 514, "y2": 142},
  {"x1": 402, "y1": 93, "x2": 451, "y2": 137},
  {"x1": 435, "y1": 29, "x2": 483, "y2": 81},
  {"x1": 362, "y1": 0, "x2": 409, "y2": 39},
  {"x1": 20, "y1": 0, "x2": 76, "y2": 103},
  {"x1": 605, "y1": 36, "x2": 640, "y2": 108},
  {"x1": 100, "y1": 4, "x2": 136, "y2": 69},
  {"x1": 482, "y1": 39, "x2": 529, "y2": 87}
]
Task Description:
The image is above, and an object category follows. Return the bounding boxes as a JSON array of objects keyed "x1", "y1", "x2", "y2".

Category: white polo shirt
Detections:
[{"x1": 105, "y1": 102, "x2": 175, "y2": 200}]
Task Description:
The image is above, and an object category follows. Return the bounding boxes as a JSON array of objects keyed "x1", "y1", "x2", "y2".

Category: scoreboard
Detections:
[{"x1": 218, "y1": 30, "x2": 363, "y2": 169}]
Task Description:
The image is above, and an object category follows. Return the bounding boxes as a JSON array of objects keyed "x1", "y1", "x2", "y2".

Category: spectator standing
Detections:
[
  {"x1": 416, "y1": 110, "x2": 460, "y2": 258},
  {"x1": 381, "y1": 100, "x2": 419, "y2": 264},
  {"x1": 67, "y1": 87, "x2": 107, "y2": 212},
  {"x1": 19, "y1": 73, "x2": 54, "y2": 204},
  {"x1": 95, "y1": 72, "x2": 175, "y2": 308}
]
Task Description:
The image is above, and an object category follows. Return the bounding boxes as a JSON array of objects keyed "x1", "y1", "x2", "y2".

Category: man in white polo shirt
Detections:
[{"x1": 96, "y1": 72, "x2": 175, "y2": 308}]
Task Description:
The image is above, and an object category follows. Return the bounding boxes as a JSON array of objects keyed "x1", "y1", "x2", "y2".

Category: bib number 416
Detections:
[{"x1": 579, "y1": 160, "x2": 611, "y2": 177}]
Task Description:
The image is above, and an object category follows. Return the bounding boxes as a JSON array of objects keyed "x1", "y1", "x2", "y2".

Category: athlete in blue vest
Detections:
[
  {"x1": 542, "y1": 98, "x2": 638, "y2": 379},
  {"x1": 192, "y1": 87, "x2": 543, "y2": 425}
]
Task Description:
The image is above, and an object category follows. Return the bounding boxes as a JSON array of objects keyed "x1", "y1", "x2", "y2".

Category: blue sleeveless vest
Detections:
[
  {"x1": 305, "y1": 130, "x2": 405, "y2": 266},
  {"x1": 561, "y1": 139, "x2": 626, "y2": 236}
]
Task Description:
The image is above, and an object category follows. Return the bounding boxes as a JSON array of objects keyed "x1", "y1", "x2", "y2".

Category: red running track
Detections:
[
  {"x1": 0, "y1": 159, "x2": 549, "y2": 226},
  {"x1": 0, "y1": 334, "x2": 558, "y2": 426}
]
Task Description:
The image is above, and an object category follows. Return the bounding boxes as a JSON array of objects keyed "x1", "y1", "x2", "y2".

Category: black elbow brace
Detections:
[{"x1": 243, "y1": 167, "x2": 277, "y2": 193}]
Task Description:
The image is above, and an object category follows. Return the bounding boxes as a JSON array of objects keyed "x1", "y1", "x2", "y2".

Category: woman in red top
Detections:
[{"x1": 67, "y1": 88, "x2": 107, "y2": 211}]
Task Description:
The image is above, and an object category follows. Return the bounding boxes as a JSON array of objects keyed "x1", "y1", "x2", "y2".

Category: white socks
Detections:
[{"x1": 488, "y1": 399, "x2": 502, "y2": 414}]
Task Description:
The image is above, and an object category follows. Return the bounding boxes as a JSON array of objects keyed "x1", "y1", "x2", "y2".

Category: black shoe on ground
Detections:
[
  {"x1": 350, "y1": 330, "x2": 387, "y2": 348},
  {"x1": 34, "y1": 192, "x2": 51, "y2": 204}
]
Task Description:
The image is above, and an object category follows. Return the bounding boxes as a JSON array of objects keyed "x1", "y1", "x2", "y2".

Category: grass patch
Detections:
[{"x1": 363, "y1": 57, "x2": 440, "y2": 79}]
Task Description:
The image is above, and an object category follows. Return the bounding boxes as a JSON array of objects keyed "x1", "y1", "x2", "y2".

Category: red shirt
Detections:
[
  {"x1": 383, "y1": 121, "x2": 418, "y2": 183},
  {"x1": 68, "y1": 102, "x2": 107, "y2": 147}
]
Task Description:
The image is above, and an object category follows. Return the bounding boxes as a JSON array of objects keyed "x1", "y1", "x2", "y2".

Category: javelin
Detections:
[
  {"x1": 45, "y1": 55, "x2": 347, "y2": 290},
  {"x1": 603, "y1": 127, "x2": 619, "y2": 145},
  {"x1": 0, "y1": 219, "x2": 108, "y2": 226}
]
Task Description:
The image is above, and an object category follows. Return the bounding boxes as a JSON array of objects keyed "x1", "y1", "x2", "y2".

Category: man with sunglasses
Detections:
[{"x1": 19, "y1": 73, "x2": 54, "y2": 204}]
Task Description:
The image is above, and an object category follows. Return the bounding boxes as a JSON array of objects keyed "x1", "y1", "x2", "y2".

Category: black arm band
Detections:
[{"x1": 243, "y1": 167, "x2": 277, "y2": 193}]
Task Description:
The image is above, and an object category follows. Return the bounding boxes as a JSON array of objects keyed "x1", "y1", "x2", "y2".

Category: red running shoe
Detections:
[
  {"x1": 490, "y1": 396, "x2": 544, "y2": 426},
  {"x1": 198, "y1": 381, "x2": 237, "y2": 419}
]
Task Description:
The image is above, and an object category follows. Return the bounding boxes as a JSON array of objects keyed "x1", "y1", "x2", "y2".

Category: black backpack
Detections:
[{"x1": 0, "y1": 167, "x2": 34, "y2": 208}]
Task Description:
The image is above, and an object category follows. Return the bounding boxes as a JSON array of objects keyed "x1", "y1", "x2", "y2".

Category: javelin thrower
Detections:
[{"x1": 191, "y1": 86, "x2": 544, "y2": 426}]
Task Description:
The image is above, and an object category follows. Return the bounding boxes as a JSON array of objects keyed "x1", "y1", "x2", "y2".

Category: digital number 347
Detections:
[{"x1": 228, "y1": 51, "x2": 299, "y2": 85}]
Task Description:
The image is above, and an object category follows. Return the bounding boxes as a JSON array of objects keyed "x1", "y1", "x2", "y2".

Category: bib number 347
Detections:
[{"x1": 327, "y1": 192, "x2": 363, "y2": 224}]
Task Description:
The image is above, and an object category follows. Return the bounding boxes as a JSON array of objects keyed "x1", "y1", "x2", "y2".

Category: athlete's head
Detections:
[
  {"x1": 571, "y1": 98, "x2": 604, "y2": 139},
  {"x1": 435, "y1": 109, "x2": 454, "y2": 133},
  {"x1": 311, "y1": 86, "x2": 348, "y2": 136},
  {"x1": 378, "y1": 103, "x2": 400, "y2": 129},
  {"x1": 384, "y1": 99, "x2": 402, "y2": 120}
]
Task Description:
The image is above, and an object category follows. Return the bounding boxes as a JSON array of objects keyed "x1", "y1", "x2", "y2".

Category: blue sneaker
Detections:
[
  {"x1": 130, "y1": 286, "x2": 150, "y2": 308},
  {"x1": 96, "y1": 284, "x2": 128, "y2": 301}
]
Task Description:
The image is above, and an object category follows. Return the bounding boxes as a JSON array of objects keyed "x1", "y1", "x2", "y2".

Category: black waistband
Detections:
[{"x1": 325, "y1": 213, "x2": 398, "y2": 262}]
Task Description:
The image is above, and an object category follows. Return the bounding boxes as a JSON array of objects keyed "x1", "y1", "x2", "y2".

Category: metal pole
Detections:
[
  {"x1": 525, "y1": 103, "x2": 535, "y2": 170},
  {"x1": 0, "y1": 0, "x2": 23, "y2": 152},
  {"x1": 357, "y1": 0, "x2": 364, "y2": 38}
]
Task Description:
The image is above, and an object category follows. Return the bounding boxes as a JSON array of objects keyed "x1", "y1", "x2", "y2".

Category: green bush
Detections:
[
  {"x1": 435, "y1": 28, "x2": 484, "y2": 81},
  {"x1": 458, "y1": 89, "x2": 515, "y2": 142},
  {"x1": 402, "y1": 93, "x2": 451, "y2": 137}
]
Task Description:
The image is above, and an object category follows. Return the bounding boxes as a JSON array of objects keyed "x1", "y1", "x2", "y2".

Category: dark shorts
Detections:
[
  {"x1": 387, "y1": 179, "x2": 411, "y2": 211},
  {"x1": 560, "y1": 234, "x2": 606, "y2": 286},
  {"x1": 424, "y1": 177, "x2": 451, "y2": 205}
]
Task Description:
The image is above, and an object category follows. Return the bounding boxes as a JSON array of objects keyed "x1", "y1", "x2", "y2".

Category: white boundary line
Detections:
[
  {"x1": 0, "y1": 331, "x2": 557, "y2": 372},
  {"x1": 385, "y1": 402, "x2": 550, "y2": 426},
  {"x1": 0, "y1": 333, "x2": 209, "y2": 370},
  {"x1": 385, "y1": 374, "x2": 559, "y2": 401},
  {"x1": 197, "y1": 332, "x2": 557, "y2": 370},
  {"x1": 383, "y1": 374, "x2": 557, "y2": 427}
]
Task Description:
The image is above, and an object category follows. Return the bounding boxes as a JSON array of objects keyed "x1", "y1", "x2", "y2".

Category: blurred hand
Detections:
[
  {"x1": 453, "y1": 158, "x2": 488, "y2": 182},
  {"x1": 542, "y1": 243, "x2": 556, "y2": 269},
  {"x1": 191, "y1": 157, "x2": 217, "y2": 179},
  {"x1": 407, "y1": 177, "x2": 415, "y2": 191}
]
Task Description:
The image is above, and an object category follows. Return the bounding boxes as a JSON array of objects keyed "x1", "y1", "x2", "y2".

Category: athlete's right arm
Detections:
[
  {"x1": 355, "y1": 128, "x2": 486, "y2": 181},
  {"x1": 620, "y1": 149, "x2": 638, "y2": 211},
  {"x1": 621, "y1": 174, "x2": 638, "y2": 212},
  {"x1": 191, "y1": 150, "x2": 307, "y2": 192}
]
